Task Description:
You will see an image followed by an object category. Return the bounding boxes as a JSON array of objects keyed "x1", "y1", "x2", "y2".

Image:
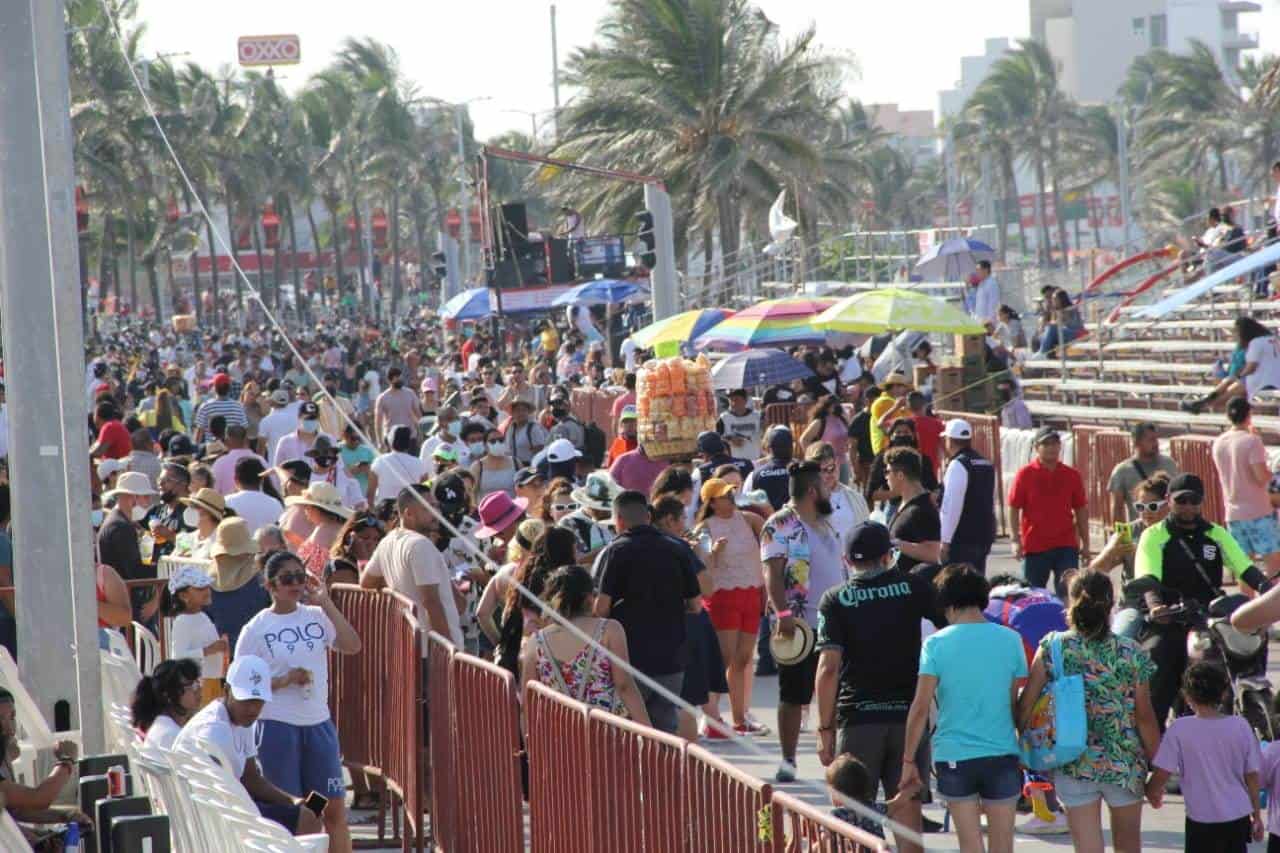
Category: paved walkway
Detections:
[{"x1": 355, "y1": 539, "x2": 1274, "y2": 850}]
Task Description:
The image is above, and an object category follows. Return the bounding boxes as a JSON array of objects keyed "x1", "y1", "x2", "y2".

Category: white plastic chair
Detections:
[
  {"x1": 136, "y1": 743, "x2": 205, "y2": 853},
  {"x1": 0, "y1": 809, "x2": 30, "y2": 849},
  {"x1": 132, "y1": 622, "x2": 162, "y2": 675}
]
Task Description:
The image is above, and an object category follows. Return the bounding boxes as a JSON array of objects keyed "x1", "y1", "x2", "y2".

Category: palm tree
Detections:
[
  {"x1": 951, "y1": 87, "x2": 1028, "y2": 260},
  {"x1": 549, "y1": 0, "x2": 845, "y2": 298}
]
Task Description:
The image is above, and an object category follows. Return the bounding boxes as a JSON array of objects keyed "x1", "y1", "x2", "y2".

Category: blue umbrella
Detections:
[
  {"x1": 914, "y1": 237, "x2": 996, "y2": 282},
  {"x1": 710, "y1": 348, "x2": 814, "y2": 391},
  {"x1": 551, "y1": 278, "x2": 649, "y2": 307},
  {"x1": 440, "y1": 287, "x2": 491, "y2": 321}
]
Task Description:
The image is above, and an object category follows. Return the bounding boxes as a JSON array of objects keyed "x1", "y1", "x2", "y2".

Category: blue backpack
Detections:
[{"x1": 1018, "y1": 632, "x2": 1087, "y2": 771}]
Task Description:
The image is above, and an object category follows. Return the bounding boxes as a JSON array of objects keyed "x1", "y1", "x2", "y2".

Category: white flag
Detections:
[{"x1": 768, "y1": 189, "x2": 798, "y2": 244}]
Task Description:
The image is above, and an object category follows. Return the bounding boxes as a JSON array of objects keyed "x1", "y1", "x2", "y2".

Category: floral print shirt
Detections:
[
  {"x1": 534, "y1": 621, "x2": 625, "y2": 717},
  {"x1": 760, "y1": 505, "x2": 845, "y2": 624},
  {"x1": 1040, "y1": 630, "x2": 1156, "y2": 791}
]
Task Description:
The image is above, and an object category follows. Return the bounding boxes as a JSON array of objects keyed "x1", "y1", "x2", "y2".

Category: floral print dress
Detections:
[
  {"x1": 1040, "y1": 630, "x2": 1157, "y2": 792},
  {"x1": 534, "y1": 620, "x2": 625, "y2": 716}
]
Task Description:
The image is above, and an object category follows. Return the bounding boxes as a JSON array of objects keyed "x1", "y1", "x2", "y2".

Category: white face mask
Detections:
[
  {"x1": 183, "y1": 507, "x2": 202, "y2": 528},
  {"x1": 300, "y1": 419, "x2": 319, "y2": 434},
  {"x1": 129, "y1": 503, "x2": 148, "y2": 522},
  {"x1": 91, "y1": 509, "x2": 104, "y2": 528},
  {"x1": 468, "y1": 441, "x2": 486, "y2": 457},
  {"x1": 446, "y1": 421, "x2": 461, "y2": 438},
  {"x1": 487, "y1": 441, "x2": 507, "y2": 457}
]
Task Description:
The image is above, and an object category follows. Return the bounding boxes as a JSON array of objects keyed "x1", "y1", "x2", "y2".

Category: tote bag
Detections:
[{"x1": 1019, "y1": 632, "x2": 1087, "y2": 771}]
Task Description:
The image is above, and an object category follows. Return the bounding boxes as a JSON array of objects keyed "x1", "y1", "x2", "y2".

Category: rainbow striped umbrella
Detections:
[
  {"x1": 693, "y1": 297, "x2": 835, "y2": 351},
  {"x1": 628, "y1": 309, "x2": 734, "y2": 357}
]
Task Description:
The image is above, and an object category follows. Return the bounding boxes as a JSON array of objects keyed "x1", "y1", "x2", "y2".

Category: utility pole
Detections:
[
  {"x1": 550, "y1": 4, "x2": 562, "y2": 140},
  {"x1": 455, "y1": 105, "x2": 471, "y2": 286},
  {"x1": 644, "y1": 184, "x2": 679, "y2": 321},
  {"x1": 0, "y1": 0, "x2": 102, "y2": 751}
]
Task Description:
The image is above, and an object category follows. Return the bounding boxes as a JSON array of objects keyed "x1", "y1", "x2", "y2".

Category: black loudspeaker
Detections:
[
  {"x1": 546, "y1": 237, "x2": 573, "y2": 284},
  {"x1": 493, "y1": 203, "x2": 530, "y2": 257},
  {"x1": 488, "y1": 253, "x2": 547, "y2": 289}
]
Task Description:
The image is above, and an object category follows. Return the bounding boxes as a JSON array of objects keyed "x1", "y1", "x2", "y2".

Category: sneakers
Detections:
[
  {"x1": 922, "y1": 816, "x2": 945, "y2": 834},
  {"x1": 734, "y1": 717, "x2": 771, "y2": 737},
  {"x1": 700, "y1": 719, "x2": 731, "y2": 741},
  {"x1": 775, "y1": 760, "x2": 797, "y2": 783},
  {"x1": 1019, "y1": 814, "x2": 1070, "y2": 835}
]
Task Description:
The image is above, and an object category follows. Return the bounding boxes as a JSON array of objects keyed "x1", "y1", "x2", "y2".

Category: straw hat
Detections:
[
  {"x1": 882, "y1": 372, "x2": 913, "y2": 390},
  {"x1": 103, "y1": 471, "x2": 157, "y2": 500},
  {"x1": 768, "y1": 617, "x2": 816, "y2": 666},
  {"x1": 284, "y1": 481, "x2": 353, "y2": 520},
  {"x1": 180, "y1": 487, "x2": 226, "y2": 520},
  {"x1": 210, "y1": 516, "x2": 257, "y2": 558},
  {"x1": 572, "y1": 471, "x2": 620, "y2": 514}
]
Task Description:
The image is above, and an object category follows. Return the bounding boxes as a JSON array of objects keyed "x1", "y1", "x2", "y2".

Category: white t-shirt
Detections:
[
  {"x1": 1245, "y1": 335, "x2": 1280, "y2": 396},
  {"x1": 143, "y1": 713, "x2": 183, "y2": 751},
  {"x1": 171, "y1": 611, "x2": 223, "y2": 679},
  {"x1": 173, "y1": 699, "x2": 257, "y2": 779},
  {"x1": 370, "y1": 452, "x2": 430, "y2": 504},
  {"x1": 717, "y1": 409, "x2": 763, "y2": 462},
  {"x1": 225, "y1": 490, "x2": 285, "y2": 536},
  {"x1": 419, "y1": 435, "x2": 471, "y2": 477},
  {"x1": 234, "y1": 605, "x2": 336, "y2": 726},
  {"x1": 620, "y1": 338, "x2": 639, "y2": 372},
  {"x1": 257, "y1": 407, "x2": 300, "y2": 465},
  {"x1": 363, "y1": 527, "x2": 463, "y2": 649}
]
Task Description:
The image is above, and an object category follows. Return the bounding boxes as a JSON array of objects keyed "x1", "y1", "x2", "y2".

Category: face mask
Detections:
[
  {"x1": 91, "y1": 509, "x2": 104, "y2": 528},
  {"x1": 446, "y1": 421, "x2": 461, "y2": 438},
  {"x1": 129, "y1": 504, "x2": 148, "y2": 522},
  {"x1": 300, "y1": 419, "x2": 319, "y2": 434},
  {"x1": 468, "y1": 441, "x2": 486, "y2": 457},
  {"x1": 391, "y1": 380, "x2": 404, "y2": 389},
  {"x1": 183, "y1": 507, "x2": 202, "y2": 528},
  {"x1": 889, "y1": 435, "x2": 917, "y2": 449},
  {"x1": 488, "y1": 441, "x2": 507, "y2": 457}
]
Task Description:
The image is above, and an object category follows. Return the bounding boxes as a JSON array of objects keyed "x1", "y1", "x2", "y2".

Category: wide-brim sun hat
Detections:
[
  {"x1": 210, "y1": 516, "x2": 257, "y2": 558},
  {"x1": 572, "y1": 471, "x2": 620, "y2": 514},
  {"x1": 768, "y1": 617, "x2": 816, "y2": 666},
  {"x1": 284, "y1": 481, "x2": 354, "y2": 520},
  {"x1": 180, "y1": 487, "x2": 226, "y2": 520},
  {"x1": 475, "y1": 492, "x2": 529, "y2": 539},
  {"x1": 102, "y1": 470, "x2": 158, "y2": 500}
]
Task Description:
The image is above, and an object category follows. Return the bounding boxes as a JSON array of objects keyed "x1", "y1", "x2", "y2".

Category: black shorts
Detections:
[
  {"x1": 837, "y1": 722, "x2": 931, "y2": 803},
  {"x1": 256, "y1": 800, "x2": 301, "y2": 834},
  {"x1": 777, "y1": 649, "x2": 819, "y2": 706},
  {"x1": 1185, "y1": 815, "x2": 1250, "y2": 853}
]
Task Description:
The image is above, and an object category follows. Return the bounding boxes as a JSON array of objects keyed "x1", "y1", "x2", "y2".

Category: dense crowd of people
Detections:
[{"x1": 8, "y1": 275, "x2": 1280, "y2": 853}]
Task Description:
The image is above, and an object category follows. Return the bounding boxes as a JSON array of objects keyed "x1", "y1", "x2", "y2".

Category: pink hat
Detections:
[
  {"x1": 474, "y1": 492, "x2": 529, "y2": 539},
  {"x1": 420, "y1": 375, "x2": 439, "y2": 394}
]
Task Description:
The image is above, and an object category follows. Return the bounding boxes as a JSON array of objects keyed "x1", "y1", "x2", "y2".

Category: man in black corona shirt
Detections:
[{"x1": 816, "y1": 521, "x2": 935, "y2": 853}]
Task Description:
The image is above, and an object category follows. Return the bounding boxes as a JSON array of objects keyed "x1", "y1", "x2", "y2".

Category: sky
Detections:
[{"x1": 134, "y1": 0, "x2": 1280, "y2": 140}]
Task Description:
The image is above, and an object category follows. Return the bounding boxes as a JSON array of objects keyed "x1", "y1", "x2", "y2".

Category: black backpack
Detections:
[{"x1": 582, "y1": 422, "x2": 607, "y2": 467}]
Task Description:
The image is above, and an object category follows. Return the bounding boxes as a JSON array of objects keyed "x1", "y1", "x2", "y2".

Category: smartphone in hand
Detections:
[{"x1": 303, "y1": 791, "x2": 328, "y2": 817}]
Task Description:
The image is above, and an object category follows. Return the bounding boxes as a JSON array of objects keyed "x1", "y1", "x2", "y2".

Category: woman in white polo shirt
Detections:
[{"x1": 235, "y1": 551, "x2": 362, "y2": 853}]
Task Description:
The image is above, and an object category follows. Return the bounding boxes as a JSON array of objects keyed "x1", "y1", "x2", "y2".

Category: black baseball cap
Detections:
[
  {"x1": 433, "y1": 473, "x2": 467, "y2": 510},
  {"x1": 768, "y1": 426, "x2": 793, "y2": 451},
  {"x1": 696, "y1": 431, "x2": 726, "y2": 456},
  {"x1": 515, "y1": 467, "x2": 544, "y2": 487},
  {"x1": 166, "y1": 434, "x2": 196, "y2": 458},
  {"x1": 299, "y1": 401, "x2": 320, "y2": 419},
  {"x1": 1169, "y1": 473, "x2": 1204, "y2": 498},
  {"x1": 1032, "y1": 426, "x2": 1060, "y2": 445},
  {"x1": 847, "y1": 522, "x2": 892, "y2": 562}
]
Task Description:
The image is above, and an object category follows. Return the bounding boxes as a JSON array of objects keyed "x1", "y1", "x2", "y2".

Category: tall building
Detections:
[
  {"x1": 866, "y1": 103, "x2": 937, "y2": 161},
  {"x1": 938, "y1": 38, "x2": 1014, "y2": 122},
  {"x1": 1030, "y1": 0, "x2": 1261, "y2": 104}
]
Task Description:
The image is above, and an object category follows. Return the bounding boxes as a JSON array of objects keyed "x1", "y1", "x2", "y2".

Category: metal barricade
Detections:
[
  {"x1": 587, "y1": 708, "x2": 687, "y2": 853},
  {"x1": 763, "y1": 402, "x2": 807, "y2": 439},
  {"x1": 1170, "y1": 435, "x2": 1225, "y2": 524},
  {"x1": 426, "y1": 632, "x2": 456, "y2": 853},
  {"x1": 1090, "y1": 430, "x2": 1133, "y2": 528},
  {"x1": 526, "y1": 682, "x2": 595, "y2": 853},
  {"x1": 936, "y1": 410, "x2": 1006, "y2": 536},
  {"x1": 770, "y1": 790, "x2": 890, "y2": 852},
  {"x1": 686, "y1": 744, "x2": 775, "y2": 852},
  {"x1": 329, "y1": 586, "x2": 425, "y2": 852},
  {"x1": 448, "y1": 652, "x2": 525, "y2": 853}
]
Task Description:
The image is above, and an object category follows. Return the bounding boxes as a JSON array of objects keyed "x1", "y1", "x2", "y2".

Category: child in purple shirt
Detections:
[
  {"x1": 1146, "y1": 663, "x2": 1264, "y2": 851},
  {"x1": 1262, "y1": 740, "x2": 1280, "y2": 853}
]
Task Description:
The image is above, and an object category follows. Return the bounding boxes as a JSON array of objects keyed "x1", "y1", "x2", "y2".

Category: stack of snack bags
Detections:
[{"x1": 635, "y1": 354, "x2": 717, "y2": 457}]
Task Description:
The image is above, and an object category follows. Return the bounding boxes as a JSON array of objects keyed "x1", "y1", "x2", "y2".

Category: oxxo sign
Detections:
[{"x1": 237, "y1": 34, "x2": 301, "y2": 67}]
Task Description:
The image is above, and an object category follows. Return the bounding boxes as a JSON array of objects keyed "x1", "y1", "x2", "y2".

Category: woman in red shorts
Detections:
[{"x1": 694, "y1": 478, "x2": 767, "y2": 737}]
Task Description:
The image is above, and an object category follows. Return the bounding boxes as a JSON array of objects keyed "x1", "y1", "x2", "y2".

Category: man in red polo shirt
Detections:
[
  {"x1": 90, "y1": 399, "x2": 132, "y2": 460},
  {"x1": 1008, "y1": 427, "x2": 1089, "y2": 593}
]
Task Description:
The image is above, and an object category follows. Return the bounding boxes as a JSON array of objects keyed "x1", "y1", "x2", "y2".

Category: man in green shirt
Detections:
[{"x1": 339, "y1": 424, "x2": 376, "y2": 499}]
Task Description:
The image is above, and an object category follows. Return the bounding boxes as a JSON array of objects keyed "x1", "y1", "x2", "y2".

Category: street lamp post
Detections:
[{"x1": 421, "y1": 96, "x2": 491, "y2": 287}]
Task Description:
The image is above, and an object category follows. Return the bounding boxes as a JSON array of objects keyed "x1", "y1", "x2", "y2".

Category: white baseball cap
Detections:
[
  {"x1": 533, "y1": 437, "x2": 583, "y2": 466},
  {"x1": 225, "y1": 655, "x2": 273, "y2": 703},
  {"x1": 942, "y1": 418, "x2": 973, "y2": 440}
]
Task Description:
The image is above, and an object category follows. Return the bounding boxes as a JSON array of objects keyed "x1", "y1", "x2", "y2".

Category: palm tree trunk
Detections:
[
  {"x1": 413, "y1": 205, "x2": 429, "y2": 310},
  {"x1": 126, "y1": 212, "x2": 138, "y2": 310},
  {"x1": 1216, "y1": 145, "x2": 1230, "y2": 192},
  {"x1": 165, "y1": 249, "x2": 176, "y2": 314},
  {"x1": 224, "y1": 193, "x2": 244, "y2": 326},
  {"x1": 1000, "y1": 154, "x2": 1026, "y2": 257},
  {"x1": 251, "y1": 221, "x2": 267, "y2": 313},
  {"x1": 327, "y1": 201, "x2": 345, "y2": 307},
  {"x1": 1049, "y1": 154, "x2": 1071, "y2": 262},
  {"x1": 350, "y1": 195, "x2": 368, "y2": 312},
  {"x1": 98, "y1": 214, "x2": 114, "y2": 309},
  {"x1": 204, "y1": 218, "x2": 220, "y2": 330},
  {"x1": 284, "y1": 196, "x2": 304, "y2": 325},
  {"x1": 390, "y1": 188, "x2": 402, "y2": 320},
  {"x1": 1032, "y1": 155, "x2": 1051, "y2": 265},
  {"x1": 146, "y1": 256, "x2": 162, "y2": 322},
  {"x1": 702, "y1": 227, "x2": 713, "y2": 295},
  {"x1": 306, "y1": 206, "x2": 327, "y2": 310},
  {"x1": 716, "y1": 194, "x2": 741, "y2": 305},
  {"x1": 181, "y1": 190, "x2": 203, "y2": 327}
]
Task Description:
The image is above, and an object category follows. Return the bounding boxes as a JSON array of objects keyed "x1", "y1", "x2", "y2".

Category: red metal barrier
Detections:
[
  {"x1": 426, "y1": 632, "x2": 456, "y2": 852},
  {"x1": 329, "y1": 586, "x2": 425, "y2": 852},
  {"x1": 770, "y1": 790, "x2": 890, "y2": 852},
  {"x1": 525, "y1": 681, "x2": 595, "y2": 853},
  {"x1": 764, "y1": 402, "x2": 807, "y2": 437},
  {"x1": 937, "y1": 410, "x2": 1006, "y2": 536},
  {"x1": 1091, "y1": 430, "x2": 1132, "y2": 527},
  {"x1": 686, "y1": 743, "x2": 776, "y2": 852},
  {"x1": 1170, "y1": 435, "x2": 1226, "y2": 524},
  {"x1": 587, "y1": 708, "x2": 687, "y2": 852},
  {"x1": 448, "y1": 652, "x2": 526, "y2": 852}
]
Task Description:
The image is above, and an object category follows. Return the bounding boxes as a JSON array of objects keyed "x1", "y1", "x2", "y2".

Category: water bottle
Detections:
[{"x1": 64, "y1": 822, "x2": 80, "y2": 851}]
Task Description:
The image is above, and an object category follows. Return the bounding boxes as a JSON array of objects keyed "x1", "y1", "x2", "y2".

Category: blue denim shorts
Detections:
[
  {"x1": 1228, "y1": 515, "x2": 1280, "y2": 559},
  {"x1": 934, "y1": 754, "x2": 1022, "y2": 803},
  {"x1": 1051, "y1": 772, "x2": 1142, "y2": 809},
  {"x1": 256, "y1": 718, "x2": 345, "y2": 798}
]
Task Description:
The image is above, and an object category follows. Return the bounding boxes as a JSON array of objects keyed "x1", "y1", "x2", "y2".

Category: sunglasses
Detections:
[
  {"x1": 274, "y1": 572, "x2": 308, "y2": 586},
  {"x1": 819, "y1": 465, "x2": 838, "y2": 475},
  {"x1": 314, "y1": 457, "x2": 337, "y2": 467},
  {"x1": 181, "y1": 680, "x2": 201, "y2": 694},
  {"x1": 1133, "y1": 501, "x2": 1164, "y2": 513},
  {"x1": 1173, "y1": 494, "x2": 1203, "y2": 506},
  {"x1": 552, "y1": 502, "x2": 579, "y2": 513}
]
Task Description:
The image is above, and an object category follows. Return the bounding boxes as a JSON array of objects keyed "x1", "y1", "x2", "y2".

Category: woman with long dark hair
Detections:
[
  {"x1": 131, "y1": 658, "x2": 202, "y2": 749},
  {"x1": 799, "y1": 395, "x2": 851, "y2": 483},
  {"x1": 481, "y1": 526, "x2": 577, "y2": 677},
  {"x1": 1184, "y1": 316, "x2": 1277, "y2": 413}
]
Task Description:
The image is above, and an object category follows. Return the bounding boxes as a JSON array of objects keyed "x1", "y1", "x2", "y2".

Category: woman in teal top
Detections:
[{"x1": 902, "y1": 565, "x2": 1027, "y2": 853}]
